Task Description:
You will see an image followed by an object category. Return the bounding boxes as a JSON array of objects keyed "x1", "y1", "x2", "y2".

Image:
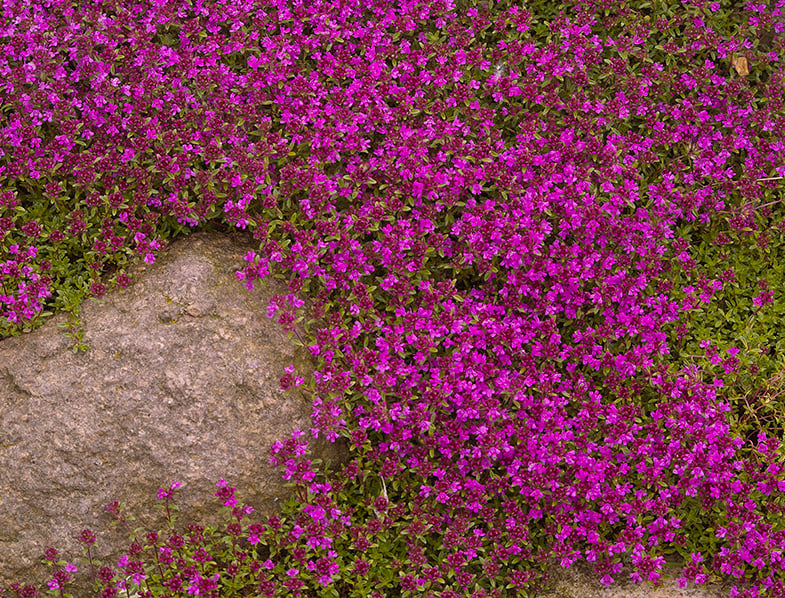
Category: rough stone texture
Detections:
[
  {"x1": 538, "y1": 555, "x2": 733, "y2": 598},
  {"x1": 0, "y1": 230, "x2": 350, "y2": 592}
]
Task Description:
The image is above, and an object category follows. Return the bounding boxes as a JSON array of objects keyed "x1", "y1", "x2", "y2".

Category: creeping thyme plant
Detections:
[{"x1": 2, "y1": 0, "x2": 785, "y2": 596}]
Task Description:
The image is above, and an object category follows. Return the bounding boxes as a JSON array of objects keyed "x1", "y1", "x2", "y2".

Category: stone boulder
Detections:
[{"x1": 0, "y1": 230, "x2": 350, "y2": 592}]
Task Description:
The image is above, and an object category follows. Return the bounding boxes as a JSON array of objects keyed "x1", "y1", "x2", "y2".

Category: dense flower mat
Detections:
[{"x1": 2, "y1": 0, "x2": 785, "y2": 596}]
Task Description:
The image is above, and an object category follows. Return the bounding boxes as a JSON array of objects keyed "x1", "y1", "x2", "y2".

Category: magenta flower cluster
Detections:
[{"x1": 2, "y1": 0, "x2": 785, "y2": 597}]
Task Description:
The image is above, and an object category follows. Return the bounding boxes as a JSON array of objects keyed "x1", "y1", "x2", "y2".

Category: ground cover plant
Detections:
[{"x1": 1, "y1": 0, "x2": 785, "y2": 596}]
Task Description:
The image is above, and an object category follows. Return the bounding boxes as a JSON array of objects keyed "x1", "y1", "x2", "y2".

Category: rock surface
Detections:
[
  {"x1": 538, "y1": 556, "x2": 732, "y2": 598},
  {"x1": 0, "y1": 230, "x2": 349, "y2": 591}
]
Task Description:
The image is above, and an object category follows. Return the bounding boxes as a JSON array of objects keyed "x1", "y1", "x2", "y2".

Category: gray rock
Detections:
[
  {"x1": 0, "y1": 231, "x2": 349, "y2": 592},
  {"x1": 538, "y1": 555, "x2": 732, "y2": 598}
]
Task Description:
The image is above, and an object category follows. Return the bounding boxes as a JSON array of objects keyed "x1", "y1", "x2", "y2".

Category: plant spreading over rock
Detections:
[{"x1": 1, "y1": 0, "x2": 785, "y2": 596}]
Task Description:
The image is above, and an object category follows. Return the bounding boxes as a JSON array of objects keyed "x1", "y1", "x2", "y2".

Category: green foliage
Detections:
[{"x1": 657, "y1": 194, "x2": 785, "y2": 447}]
